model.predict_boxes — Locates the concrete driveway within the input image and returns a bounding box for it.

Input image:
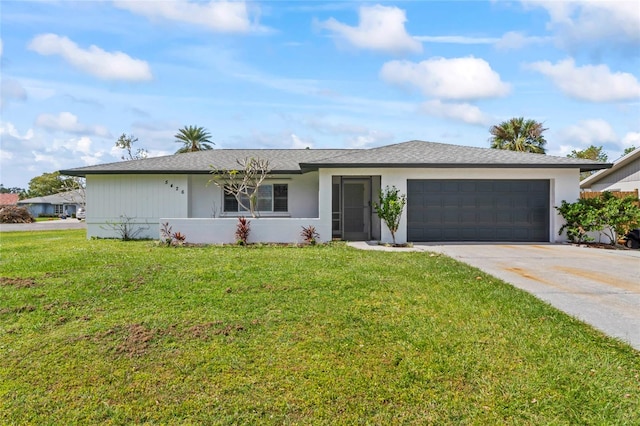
[350,242,640,351]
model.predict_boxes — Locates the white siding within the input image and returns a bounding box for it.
[86,174,188,239]
[589,159,640,194]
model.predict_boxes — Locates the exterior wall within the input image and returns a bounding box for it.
[86,173,321,240]
[19,203,78,217]
[588,159,640,194]
[188,172,319,218]
[319,167,580,244]
[86,168,580,243]
[86,174,188,239]
[161,218,324,244]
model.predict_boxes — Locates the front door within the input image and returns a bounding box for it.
[342,179,371,241]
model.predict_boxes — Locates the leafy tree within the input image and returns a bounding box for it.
[175,125,214,153]
[60,176,86,207]
[623,146,637,156]
[489,117,547,154]
[567,145,609,180]
[208,157,271,218]
[26,172,77,198]
[373,185,407,245]
[115,133,148,161]
[567,145,608,162]
[0,185,26,196]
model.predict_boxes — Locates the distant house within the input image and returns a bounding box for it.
[17,190,85,218]
[580,147,640,196]
[0,193,20,206]
[60,140,609,244]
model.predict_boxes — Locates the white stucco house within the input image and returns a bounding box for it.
[580,147,640,196]
[60,140,609,244]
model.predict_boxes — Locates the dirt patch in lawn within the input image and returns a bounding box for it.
[0,305,36,314]
[0,277,39,288]
[115,324,156,357]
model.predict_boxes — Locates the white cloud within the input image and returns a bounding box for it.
[113,0,264,33]
[413,31,551,50]
[421,100,491,126]
[52,136,94,156]
[380,57,510,100]
[557,119,618,146]
[622,132,640,148]
[0,149,13,161]
[523,0,640,51]
[413,35,498,45]
[0,121,34,141]
[35,112,111,137]
[495,31,551,50]
[0,78,28,108]
[32,151,61,168]
[319,5,422,54]
[28,33,153,81]
[290,133,313,149]
[527,58,640,102]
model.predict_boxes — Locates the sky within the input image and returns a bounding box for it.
[1,0,639,190]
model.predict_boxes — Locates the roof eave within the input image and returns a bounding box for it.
[59,169,304,176]
[300,162,612,172]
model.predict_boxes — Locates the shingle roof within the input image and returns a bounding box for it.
[60,140,610,177]
[60,149,356,176]
[17,190,84,205]
[0,193,20,205]
[301,140,609,171]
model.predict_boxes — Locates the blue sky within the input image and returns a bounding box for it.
[1,0,639,189]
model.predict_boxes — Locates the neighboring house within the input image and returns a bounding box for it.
[17,190,85,218]
[60,140,608,244]
[580,147,640,196]
[0,193,20,206]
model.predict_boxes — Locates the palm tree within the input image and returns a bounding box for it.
[489,117,547,154]
[174,125,214,153]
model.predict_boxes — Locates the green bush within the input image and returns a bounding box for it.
[557,192,640,244]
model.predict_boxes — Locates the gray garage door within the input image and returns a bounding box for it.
[407,180,550,242]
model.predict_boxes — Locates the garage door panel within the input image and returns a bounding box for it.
[476,182,494,192]
[477,197,493,208]
[495,197,512,208]
[407,179,549,242]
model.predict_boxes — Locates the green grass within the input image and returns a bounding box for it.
[1,230,638,424]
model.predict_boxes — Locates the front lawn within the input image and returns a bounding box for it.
[1,231,638,424]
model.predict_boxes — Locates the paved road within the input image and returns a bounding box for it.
[0,219,87,232]
[350,242,640,351]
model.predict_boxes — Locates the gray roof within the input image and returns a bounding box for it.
[60,149,356,176]
[18,190,83,205]
[301,140,609,171]
[60,141,610,177]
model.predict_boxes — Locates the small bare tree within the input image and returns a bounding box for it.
[115,133,148,161]
[208,157,271,218]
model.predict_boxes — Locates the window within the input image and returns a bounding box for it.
[224,184,288,213]
[54,204,64,215]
